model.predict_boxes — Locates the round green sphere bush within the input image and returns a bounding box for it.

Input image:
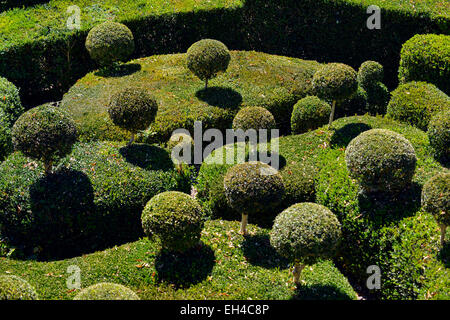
[345,129,417,193]
[167,132,194,165]
[422,172,450,227]
[0,275,38,300]
[291,96,331,134]
[312,63,358,102]
[427,109,450,163]
[270,202,341,265]
[11,105,77,172]
[232,106,276,132]
[108,87,158,135]
[0,77,23,126]
[386,81,450,131]
[186,39,231,88]
[85,21,135,67]
[141,191,204,252]
[357,61,384,89]
[74,283,139,300]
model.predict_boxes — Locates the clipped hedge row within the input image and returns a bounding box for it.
[0,0,47,12]
[0,0,448,105]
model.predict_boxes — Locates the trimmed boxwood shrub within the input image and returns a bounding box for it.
[74,283,139,300]
[422,172,450,245]
[11,104,78,174]
[356,61,390,115]
[291,96,331,134]
[357,61,384,89]
[386,81,450,131]
[399,34,450,95]
[427,109,450,163]
[141,191,204,253]
[345,129,417,194]
[232,106,276,132]
[0,141,189,259]
[0,275,38,300]
[270,202,341,284]
[336,86,368,118]
[186,39,231,90]
[85,22,135,68]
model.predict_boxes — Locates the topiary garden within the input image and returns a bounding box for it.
[0,0,448,303]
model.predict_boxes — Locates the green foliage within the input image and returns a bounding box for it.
[141,191,204,253]
[399,34,450,95]
[427,109,450,163]
[291,96,331,134]
[74,282,139,300]
[345,129,417,193]
[366,82,390,115]
[232,106,276,132]
[356,61,390,115]
[386,81,450,131]
[357,61,384,89]
[312,63,358,102]
[85,21,135,67]
[108,87,158,134]
[280,162,316,207]
[0,275,38,300]
[270,202,341,265]
[422,172,450,226]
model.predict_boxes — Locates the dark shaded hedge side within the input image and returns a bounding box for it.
[0,0,48,12]
[1,0,448,106]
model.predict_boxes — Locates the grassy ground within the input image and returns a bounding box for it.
[0,220,357,300]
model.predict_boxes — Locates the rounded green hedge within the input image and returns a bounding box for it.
[422,172,450,227]
[232,106,276,132]
[399,34,450,95]
[0,275,38,300]
[357,61,384,89]
[366,82,390,115]
[312,63,358,102]
[74,283,139,300]
[291,96,331,134]
[85,21,135,67]
[427,109,450,163]
[0,141,189,258]
[345,129,417,193]
[386,81,450,131]
[141,191,203,252]
[270,202,341,265]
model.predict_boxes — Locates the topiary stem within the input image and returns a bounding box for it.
[44,160,53,175]
[205,78,208,90]
[293,262,305,285]
[240,214,248,235]
[440,224,447,247]
[127,133,135,146]
[328,100,336,128]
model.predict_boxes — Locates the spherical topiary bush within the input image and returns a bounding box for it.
[312,63,358,127]
[427,109,450,163]
[422,172,450,246]
[108,87,158,145]
[186,39,231,89]
[0,77,23,126]
[357,61,384,89]
[232,106,276,132]
[270,202,341,284]
[142,191,204,252]
[85,21,135,67]
[223,161,284,234]
[345,129,417,193]
[366,82,390,115]
[0,275,38,300]
[167,132,195,165]
[74,283,139,300]
[11,105,78,174]
[386,81,450,131]
[291,96,331,134]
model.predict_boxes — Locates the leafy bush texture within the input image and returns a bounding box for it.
[291,96,331,134]
[427,109,450,163]
[74,282,139,300]
[0,275,38,300]
[232,106,276,132]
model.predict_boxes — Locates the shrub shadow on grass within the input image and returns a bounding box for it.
[242,234,289,269]
[292,284,354,300]
[330,122,372,148]
[95,63,142,78]
[196,87,243,110]
[155,242,215,288]
[438,241,450,268]
[119,144,174,171]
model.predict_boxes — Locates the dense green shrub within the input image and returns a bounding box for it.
[365,82,390,115]
[232,106,276,132]
[271,202,341,283]
[291,96,331,134]
[108,87,158,145]
[357,61,384,89]
[167,132,195,165]
[356,61,390,115]
[399,34,450,95]
[0,0,47,12]
[142,191,203,253]
[422,172,450,245]
[427,109,450,163]
[0,77,23,126]
[223,161,284,234]
[386,81,450,131]
[0,141,189,258]
[280,162,316,207]
[345,129,417,193]
[0,275,38,300]
[85,22,135,67]
[336,86,368,118]
[74,283,139,300]
[186,39,231,89]
[11,105,77,174]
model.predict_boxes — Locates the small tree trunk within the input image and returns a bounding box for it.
[44,160,53,175]
[127,133,135,146]
[440,224,447,247]
[205,78,208,90]
[328,100,336,128]
[293,262,305,285]
[240,214,248,235]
